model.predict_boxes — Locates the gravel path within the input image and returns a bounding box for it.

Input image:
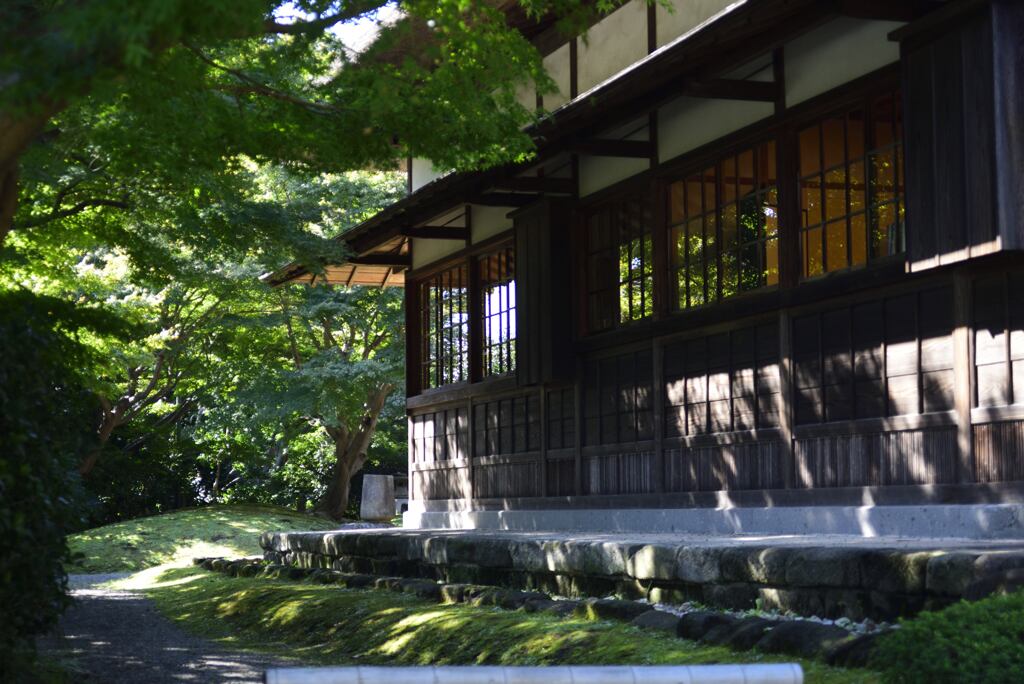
[38,573,294,683]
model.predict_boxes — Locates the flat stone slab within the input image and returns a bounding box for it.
[260,527,1024,620]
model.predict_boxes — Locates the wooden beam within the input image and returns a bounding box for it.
[402,226,468,240]
[684,78,779,102]
[471,193,535,207]
[840,0,922,22]
[489,177,576,195]
[348,254,411,267]
[571,139,653,158]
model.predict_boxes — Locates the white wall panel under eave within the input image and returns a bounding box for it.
[470,205,514,244]
[785,18,903,108]
[412,237,462,270]
[658,97,773,163]
[579,155,649,197]
[578,0,647,94]
[542,42,572,110]
[411,157,447,192]
[655,0,737,48]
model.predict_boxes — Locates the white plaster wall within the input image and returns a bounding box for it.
[411,157,447,192]
[515,80,536,112]
[470,205,515,244]
[579,156,649,197]
[412,237,462,269]
[655,0,738,48]
[785,18,903,107]
[578,0,647,93]
[657,97,773,164]
[542,43,572,110]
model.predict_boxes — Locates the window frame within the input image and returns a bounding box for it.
[409,232,518,393]
[580,188,655,334]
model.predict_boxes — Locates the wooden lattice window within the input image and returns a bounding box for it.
[798,91,904,277]
[582,350,653,445]
[479,244,516,378]
[585,196,653,332]
[974,272,1024,408]
[792,285,953,425]
[668,140,779,310]
[473,394,540,456]
[663,323,780,437]
[420,263,469,389]
[546,387,575,450]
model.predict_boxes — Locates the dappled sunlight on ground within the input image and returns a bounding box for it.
[69,504,337,573]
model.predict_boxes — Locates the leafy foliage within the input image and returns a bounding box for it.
[0,291,101,674]
[872,592,1024,683]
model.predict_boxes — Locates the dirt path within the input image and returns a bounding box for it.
[38,574,294,683]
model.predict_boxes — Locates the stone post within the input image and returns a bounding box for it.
[360,474,396,521]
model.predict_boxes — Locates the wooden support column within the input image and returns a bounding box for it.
[652,338,665,493]
[953,269,975,483]
[466,396,476,506]
[778,310,795,489]
[574,367,584,496]
[539,387,548,498]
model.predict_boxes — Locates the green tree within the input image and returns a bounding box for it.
[0,0,616,256]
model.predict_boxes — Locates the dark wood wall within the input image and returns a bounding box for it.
[902,0,1024,270]
[407,1,1024,509]
[409,260,1024,507]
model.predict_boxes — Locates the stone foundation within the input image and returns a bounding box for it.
[259,529,1024,621]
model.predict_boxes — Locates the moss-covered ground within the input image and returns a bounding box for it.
[125,565,879,683]
[68,504,337,573]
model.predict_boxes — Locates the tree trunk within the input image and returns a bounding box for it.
[317,451,355,520]
[0,108,63,249]
[314,383,393,520]
[79,404,121,476]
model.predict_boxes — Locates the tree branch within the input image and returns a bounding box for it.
[263,1,386,35]
[15,197,129,230]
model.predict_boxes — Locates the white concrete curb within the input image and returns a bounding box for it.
[264,664,804,684]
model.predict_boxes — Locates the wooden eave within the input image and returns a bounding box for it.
[264,0,937,289]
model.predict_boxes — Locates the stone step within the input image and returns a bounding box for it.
[259,528,1024,621]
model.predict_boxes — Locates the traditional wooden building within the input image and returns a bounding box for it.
[270,0,1024,530]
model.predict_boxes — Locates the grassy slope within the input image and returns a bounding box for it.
[130,566,878,683]
[68,504,337,573]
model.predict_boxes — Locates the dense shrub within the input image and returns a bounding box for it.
[872,591,1024,683]
[0,292,95,678]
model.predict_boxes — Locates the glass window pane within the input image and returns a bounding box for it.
[722,156,737,204]
[847,109,866,159]
[825,219,848,272]
[822,117,845,169]
[799,126,820,176]
[851,212,867,267]
[825,167,847,221]
[804,227,823,277]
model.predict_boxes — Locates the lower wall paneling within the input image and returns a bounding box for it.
[793,427,957,488]
[473,459,542,499]
[974,420,1024,483]
[545,455,576,496]
[581,450,656,495]
[412,466,471,501]
[664,440,783,492]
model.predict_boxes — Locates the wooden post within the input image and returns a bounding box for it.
[953,269,975,483]
[778,310,795,489]
[574,367,584,496]
[539,386,548,498]
[466,396,476,506]
[652,337,665,493]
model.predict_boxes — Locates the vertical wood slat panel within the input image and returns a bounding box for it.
[581,451,656,495]
[793,427,958,488]
[663,441,782,493]
[974,420,1024,483]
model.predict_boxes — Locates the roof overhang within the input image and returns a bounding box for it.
[264,0,934,288]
